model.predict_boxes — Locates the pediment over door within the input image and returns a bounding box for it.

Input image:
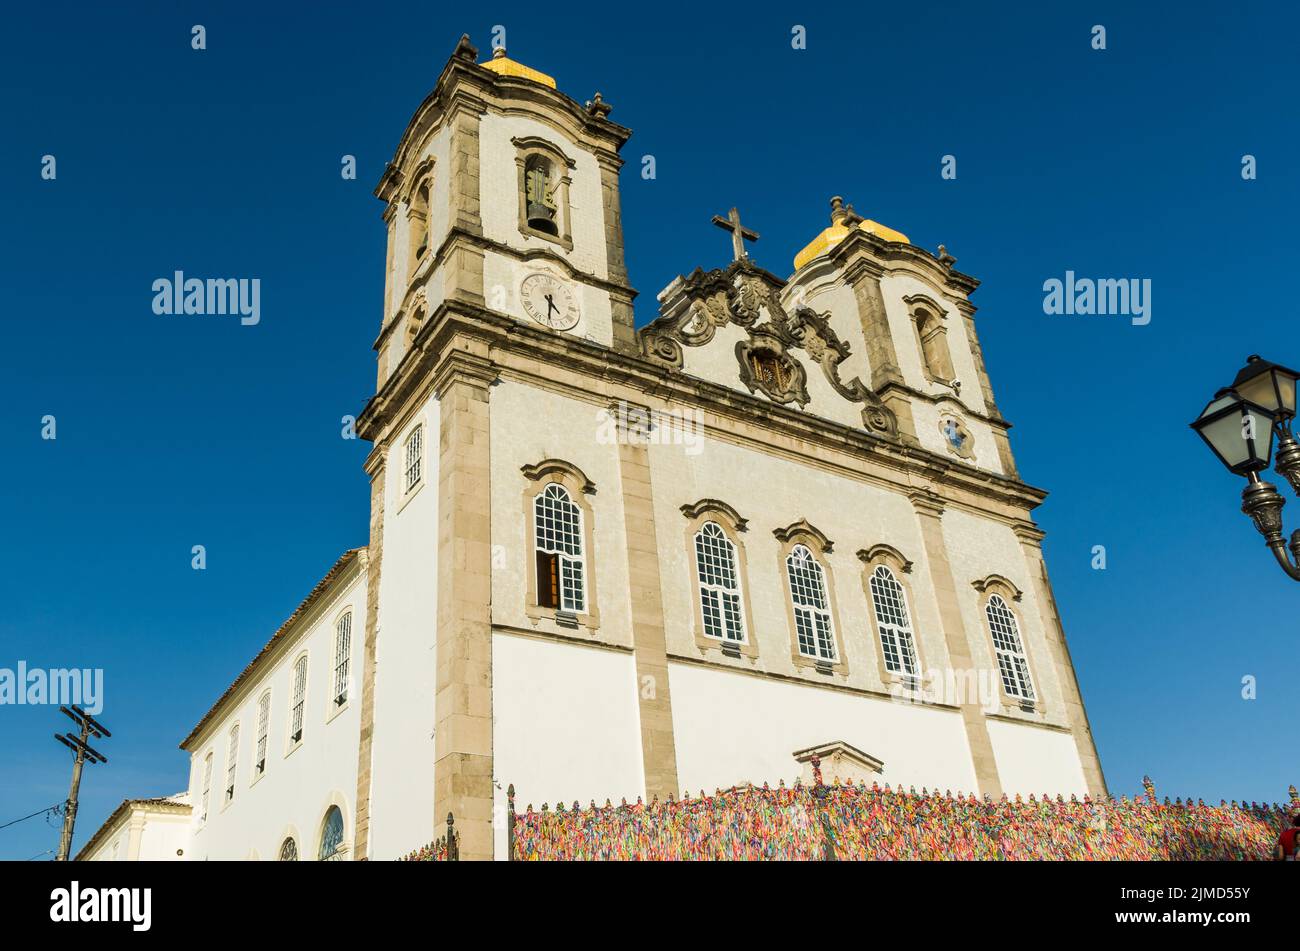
[793,740,885,786]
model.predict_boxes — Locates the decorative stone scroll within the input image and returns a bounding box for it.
[641,260,898,437]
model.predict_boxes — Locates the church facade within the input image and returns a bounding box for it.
[86,36,1105,862]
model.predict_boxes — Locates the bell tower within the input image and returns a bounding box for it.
[370,36,637,393]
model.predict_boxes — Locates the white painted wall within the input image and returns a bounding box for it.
[366,394,441,860]
[987,719,1088,797]
[183,563,365,861]
[478,113,609,279]
[488,380,635,649]
[492,633,645,858]
[669,662,979,795]
[80,802,191,862]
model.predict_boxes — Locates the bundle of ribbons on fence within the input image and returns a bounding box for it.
[502,773,1297,861]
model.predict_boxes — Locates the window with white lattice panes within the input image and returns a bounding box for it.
[986,594,1034,701]
[333,612,352,707]
[289,656,307,744]
[255,692,270,776]
[869,565,919,677]
[225,725,239,803]
[404,424,423,494]
[534,483,585,613]
[787,545,835,662]
[695,521,745,643]
[199,752,212,823]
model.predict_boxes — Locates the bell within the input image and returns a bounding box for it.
[527,201,558,235]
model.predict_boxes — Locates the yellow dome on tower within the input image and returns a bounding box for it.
[481,46,557,88]
[793,197,909,271]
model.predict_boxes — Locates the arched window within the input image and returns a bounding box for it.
[404,424,423,495]
[904,295,957,386]
[868,566,918,677]
[255,692,270,776]
[225,725,239,804]
[786,544,835,662]
[986,594,1034,701]
[278,837,298,861]
[289,656,307,744]
[318,806,346,861]
[333,613,352,707]
[407,179,430,268]
[694,522,744,643]
[522,154,558,235]
[199,753,213,823]
[513,137,574,248]
[534,483,585,613]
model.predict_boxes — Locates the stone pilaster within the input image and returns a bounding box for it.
[953,299,1019,479]
[909,488,1003,797]
[433,349,498,860]
[1013,522,1108,797]
[447,101,483,236]
[597,155,638,355]
[352,453,386,860]
[845,259,916,444]
[125,811,146,861]
[613,403,681,800]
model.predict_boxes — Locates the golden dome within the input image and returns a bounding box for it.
[793,198,909,271]
[481,47,557,88]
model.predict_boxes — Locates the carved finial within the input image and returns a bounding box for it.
[936,244,956,268]
[454,34,478,61]
[1289,784,1298,804]
[810,754,824,788]
[829,196,848,225]
[507,783,515,811]
[585,92,613,118]
[492,45,507,59]
[1142,774,1156,802]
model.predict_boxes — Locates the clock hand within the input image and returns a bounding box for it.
[545,294,559,316]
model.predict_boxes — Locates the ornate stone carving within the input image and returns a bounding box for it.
[736,333,809,407]
[640,259,898,437]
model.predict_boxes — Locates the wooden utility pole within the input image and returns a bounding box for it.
[53,705,110,861]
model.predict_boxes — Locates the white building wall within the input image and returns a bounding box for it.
[670,662,978,794]
[367,394,441,860]
[488,380,635,649]
[478,113,609,280]
[646,431,950,694]
[492,633,645,858]
[137,812,192,861]
[940,507,1070,729]
[185,568,366,861]
[987,720,1088,797]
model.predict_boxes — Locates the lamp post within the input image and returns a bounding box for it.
[1191,355,1300,580]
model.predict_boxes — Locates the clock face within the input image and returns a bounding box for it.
[520,273,579,331]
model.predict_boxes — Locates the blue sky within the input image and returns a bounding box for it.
[2,1,1297,859]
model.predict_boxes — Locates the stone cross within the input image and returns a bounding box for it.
[711,206,759,261]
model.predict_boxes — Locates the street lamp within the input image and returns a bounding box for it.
[1191,355,1300,580]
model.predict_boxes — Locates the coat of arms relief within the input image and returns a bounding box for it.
[641,263,898,438]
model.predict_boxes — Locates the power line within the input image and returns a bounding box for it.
[0,804,61,832]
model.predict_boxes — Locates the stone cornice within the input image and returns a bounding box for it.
[1011,521,1047,546]
[431,348,499,399]
[680,498,748,532]
[521,458,596,494]
[773,518,834,553]
[828,228,979,292]
[380,47,631,197]
[877,380,1009,429]
[907,488,947,517]
[373,227,641,354]
[358,299,1051,520]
